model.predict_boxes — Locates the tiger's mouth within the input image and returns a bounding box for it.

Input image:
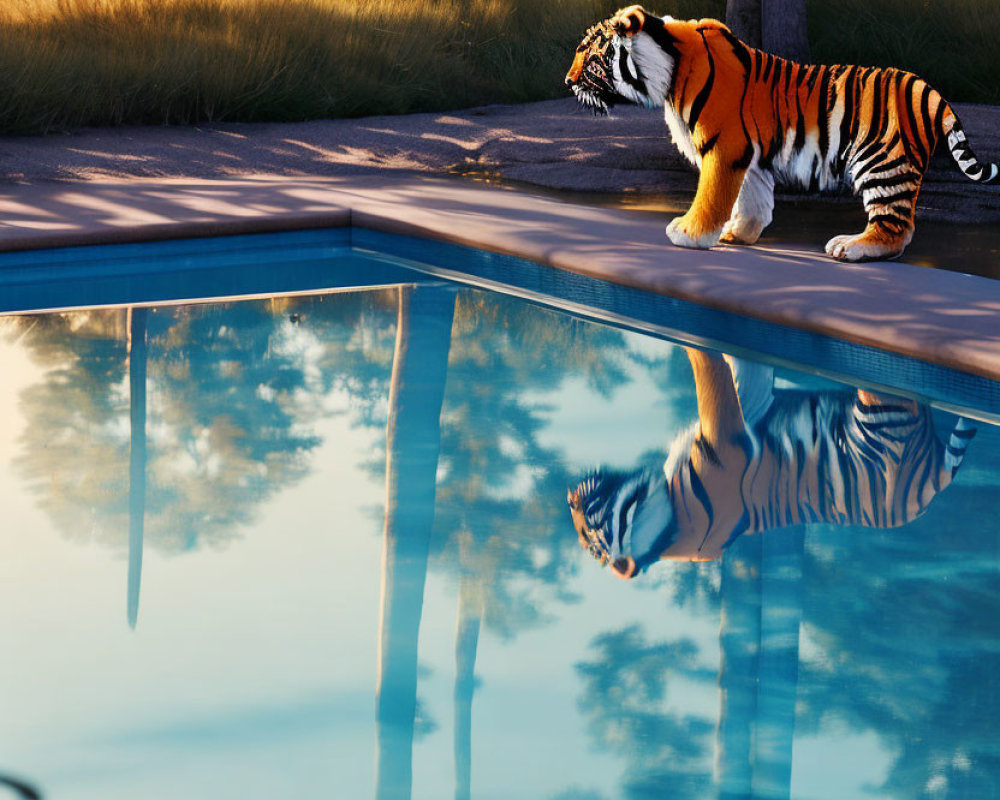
[569,62,616,115]
[581,522,612,564]
[571,85,613,115]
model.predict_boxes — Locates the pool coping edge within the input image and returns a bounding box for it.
[0,174,997,382]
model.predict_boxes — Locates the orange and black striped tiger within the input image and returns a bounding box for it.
[568,348,975,579]
[565,5,999,262]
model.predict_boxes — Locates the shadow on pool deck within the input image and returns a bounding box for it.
[0,98,1000,277]
[1,96,995,275]
[1,96,996,221]
[479,180,1000,279]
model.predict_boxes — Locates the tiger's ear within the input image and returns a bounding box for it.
[612,5,648,36]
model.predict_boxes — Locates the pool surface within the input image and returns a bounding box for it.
[0,230,997,800]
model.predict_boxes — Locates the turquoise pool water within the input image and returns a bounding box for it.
[0,232,997,800]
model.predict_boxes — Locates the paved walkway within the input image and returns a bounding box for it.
[1,98,997,222]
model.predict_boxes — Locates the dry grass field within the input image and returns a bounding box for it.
[0,0,994,134]
[0,0,610,132]
[809,0,999,110]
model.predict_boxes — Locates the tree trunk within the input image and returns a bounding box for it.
[727,0,811,64]
[762,0,810,63]
[454,564,484,800]
[716,532,761,800]
[127,306,148,631]
[753,526,804,800]
[375,285,456,800]
[726,0,762,48]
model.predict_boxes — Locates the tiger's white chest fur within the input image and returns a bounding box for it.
[621,32,700,166]
[663,102,701,168]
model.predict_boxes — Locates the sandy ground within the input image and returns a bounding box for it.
[1,98,998,224]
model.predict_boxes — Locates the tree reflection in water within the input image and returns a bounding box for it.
[570,345,995,800]
[5,291,398,558]
[384,289,640,800]
[4,287,998,800]
[576,625,717,799]
[376,285,456,800]
[3,286,639,799]
[795,478,1000,800]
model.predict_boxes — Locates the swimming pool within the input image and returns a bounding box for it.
[0,230,997,800]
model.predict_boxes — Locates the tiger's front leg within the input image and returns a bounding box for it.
[720,165,774,245]
[667,147,747,250]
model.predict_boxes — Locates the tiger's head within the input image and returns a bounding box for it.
[568,466,676,579]
[565,6,674,115]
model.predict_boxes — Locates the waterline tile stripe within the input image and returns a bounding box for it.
[0,226,996,421]
[352,229,1000,422]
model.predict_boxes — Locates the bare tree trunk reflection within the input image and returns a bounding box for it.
[754,526,804,800]
[715,527,804,800]
[375,285,455,800]
[127,307,148,631]
[454,549,483,800]
[716,533,761,800]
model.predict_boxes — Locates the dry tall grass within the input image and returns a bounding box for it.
[809,0,999,108]
[0,0,993,135]
[0,0,608,133]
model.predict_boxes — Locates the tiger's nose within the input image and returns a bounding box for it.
[611,556,637,580]
[565,53,585,85]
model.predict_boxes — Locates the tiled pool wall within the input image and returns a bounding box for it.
[1,225,996,421]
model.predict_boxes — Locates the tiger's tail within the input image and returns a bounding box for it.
[942,416,977,480]
[940,104,1000,184]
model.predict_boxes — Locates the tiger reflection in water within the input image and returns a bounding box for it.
[568,348,976,579]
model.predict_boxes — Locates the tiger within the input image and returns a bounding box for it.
[565,5,999,262]
[567,347,976,579]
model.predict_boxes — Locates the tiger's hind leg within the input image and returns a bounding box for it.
[720,165,775,245]
[825,210,916,262]
[826,163,922,262]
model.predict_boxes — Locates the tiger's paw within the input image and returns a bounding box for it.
[720,215,766,245]
[825,234,904,263]
[666,217,721,250]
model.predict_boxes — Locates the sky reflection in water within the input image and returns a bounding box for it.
[0,284,997,800]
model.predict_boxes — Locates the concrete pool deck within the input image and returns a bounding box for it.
[2,97,997,223]
[0,98,997,382]
[1,172,998,384]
